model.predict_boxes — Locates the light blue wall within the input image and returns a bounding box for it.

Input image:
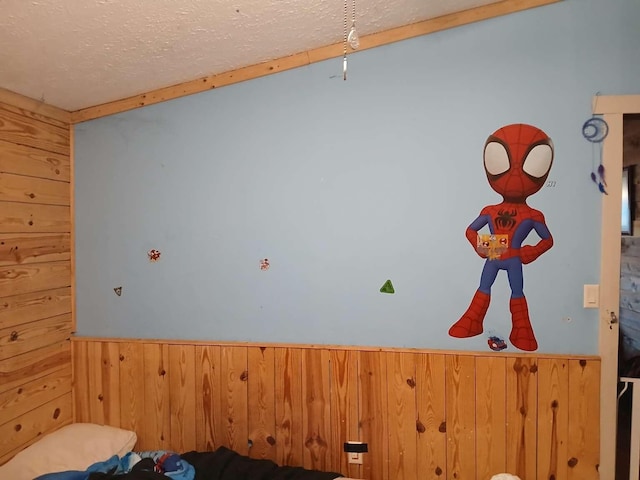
[74,0,640,354]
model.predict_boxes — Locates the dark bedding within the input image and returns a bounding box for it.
[181,447,342,480]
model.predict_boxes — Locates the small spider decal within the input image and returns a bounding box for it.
[148,249,161,262]
[495,209,517,229]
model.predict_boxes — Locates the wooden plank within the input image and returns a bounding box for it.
[0,287,71,331]
[70,0,562,123]
[0,233,70,267]
[195,345,222,451]
[0,174,69,206]
[567,360,600,480]
[169,344,197,453]
[100,342,121,427]
[143,343,171,450]
[506,357,538,480]
[329,349,359,478]
[0,313,71,360]
[302,348,331,471]
[85,341,106,424]
[416,353,446,480]
[72,339,90,422]
[0,261,71,297]
[475,356,507,480]
[0,368,71,423]
[221,346,248,455]
[0,340,70,394]
[0,107,69,156]
[247,346,276,461]
[537,359,569,480]
[387,351,417,480]
[0,392,72,456]
[0,88,70,126]
[359,350,389,480]
[71,340,120,428]
[119,342,145,447]
[275,347,303,467]
[445,355,476,480]
[0,202,70,233]
[0,139,70,181]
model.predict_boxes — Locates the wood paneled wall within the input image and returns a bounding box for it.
[0,90,72,464]
[72,338,600,480]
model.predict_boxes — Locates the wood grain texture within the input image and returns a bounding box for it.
[387,352,417,480]
[221,346,249,455]
[302,348,331,471]
[0,368,71,422]
[275,348,304,468]
[0,89,70,126]
[195,345,222,452]
[538,358,569,480]
[70,339,601,479]
[445,355,476,480]
[359,350,389,480]
[0,340,70,394]
[0,287,71,331]
[0,233,70,266]
[0,201,70,233]
[118,342,145,447]
[475,356,506,480]
[0,173,70,206]
[247,346,276,461]
[506,357,538,480]
[0,106,69,156]
[416,353,446,480]
[0,261,71,297]
[0,139,70,181]
[0,93,72,466]
[169,344,197,453]
[329,349,359,478]
[143,343,171,450]
[0,313,71,360]
[0,392,72,458]
[567,360,600,480]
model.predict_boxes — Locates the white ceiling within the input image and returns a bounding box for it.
[2,0,506,112]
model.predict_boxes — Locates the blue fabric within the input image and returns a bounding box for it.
[34,455,122,480]
[137,451,194,480]
[34,451,194,480]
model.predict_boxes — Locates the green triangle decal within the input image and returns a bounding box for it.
[380,279,395,294]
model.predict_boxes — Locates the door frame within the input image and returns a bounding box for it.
[596,95,640,479]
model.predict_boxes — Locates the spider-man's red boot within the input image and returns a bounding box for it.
[449,290,490,338]
[509,296,538,351]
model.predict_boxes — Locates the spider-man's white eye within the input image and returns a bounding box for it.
[523,143,553,178]
[484,141,510,175]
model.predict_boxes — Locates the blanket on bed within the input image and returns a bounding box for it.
[180,447,342,480]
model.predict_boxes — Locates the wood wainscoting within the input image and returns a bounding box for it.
[71,337,600,480]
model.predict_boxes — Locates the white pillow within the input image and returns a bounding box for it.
[0,423,137,480]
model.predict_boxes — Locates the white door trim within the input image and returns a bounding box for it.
[594,95,640,479]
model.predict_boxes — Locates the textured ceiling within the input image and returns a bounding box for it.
[2,0,502,111]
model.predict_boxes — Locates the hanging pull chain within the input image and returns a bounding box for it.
[343,0,348,80]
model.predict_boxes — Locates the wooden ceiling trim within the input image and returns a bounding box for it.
[0,88,70,126]
[70,0,562,124]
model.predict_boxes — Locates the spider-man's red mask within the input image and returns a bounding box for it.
[483,124,553,202]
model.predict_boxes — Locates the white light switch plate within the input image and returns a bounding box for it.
[583,284,599,308]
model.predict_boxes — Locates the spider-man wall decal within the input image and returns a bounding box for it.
[448,124,554,351]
